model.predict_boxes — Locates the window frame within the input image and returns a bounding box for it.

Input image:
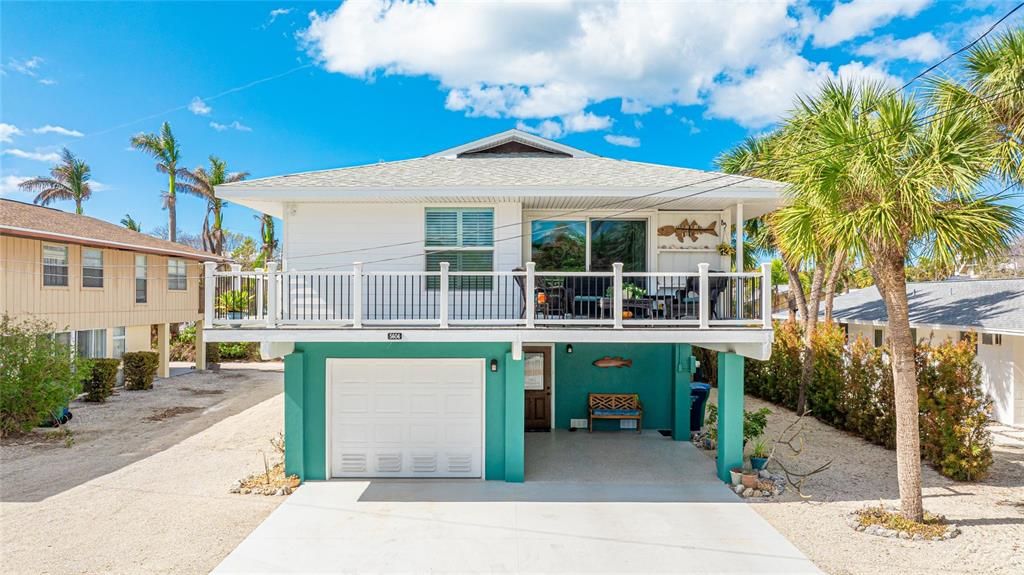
[873,328,884,347]
[42,243,69,287]
[75,328,107,359]
[112,326,126,359]
[528,216,651,272]
[135,254,148,303]
[167,258,187,291]
[82,248,104,288]
[424,207,495,290]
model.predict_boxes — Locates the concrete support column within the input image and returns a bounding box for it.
[194,319,206,370]
[503,351,525,482]
[284,352,306,480]
[672,343,694,441]
[156,323,170,379]
[716,352,745,482]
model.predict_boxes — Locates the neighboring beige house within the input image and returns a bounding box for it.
[1,199,220,376]
[830,278,1024,426]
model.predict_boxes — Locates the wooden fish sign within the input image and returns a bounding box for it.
[658,219,717,243]
[593,356,632,368]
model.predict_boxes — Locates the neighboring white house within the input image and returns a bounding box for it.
[205,129,786,484]
[830,278,1024,426]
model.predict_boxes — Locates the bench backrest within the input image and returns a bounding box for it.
[588,393,640,410]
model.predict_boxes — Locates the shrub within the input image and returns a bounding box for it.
[703,403,771,445]
[206,342,221,364]
[0,314,90,437]
[123,351,159,390]
[218,341,260,361]
[808,322,846,427]
[84,358,120,402]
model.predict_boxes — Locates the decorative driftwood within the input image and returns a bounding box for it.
[765,409,833,499]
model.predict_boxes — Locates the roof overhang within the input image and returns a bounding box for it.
[0,225,223,261]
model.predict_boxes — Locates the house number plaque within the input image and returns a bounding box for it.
[387,332,402,340]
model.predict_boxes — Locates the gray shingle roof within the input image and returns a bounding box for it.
[828,279,1024,333]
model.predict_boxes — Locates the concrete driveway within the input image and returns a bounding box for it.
[216,433,819,574]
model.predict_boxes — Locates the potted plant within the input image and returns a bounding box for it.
[741,469,758,489]
[750,438,770,470]
[729,467,744,486]
[216,290,253,324]
[716,242,735,257]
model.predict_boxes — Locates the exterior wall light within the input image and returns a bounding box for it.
[490,359,498,372]
[566,344,573,354]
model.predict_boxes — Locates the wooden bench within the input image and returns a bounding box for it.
[588,393,643,433]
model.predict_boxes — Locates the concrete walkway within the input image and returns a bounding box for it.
[216,432,820,574]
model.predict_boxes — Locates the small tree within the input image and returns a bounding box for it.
[0,315,90,437]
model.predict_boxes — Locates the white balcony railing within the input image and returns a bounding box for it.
[204,261,772,330]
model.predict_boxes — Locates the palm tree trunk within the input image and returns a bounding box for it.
[75,198,83,214]
[167,172,177,243]
[786,262,807,321]
[823,250,846,324]
[870,252,924,522]
[796,262,826,414]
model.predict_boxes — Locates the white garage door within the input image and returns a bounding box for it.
[327,358,484,478]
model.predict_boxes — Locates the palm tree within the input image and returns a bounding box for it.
[121,213,142,231]
[257,214,278,266]
[19,148,93,214]
[772,80,1020,522]
[130,122,182,242]
[177,156,248,255]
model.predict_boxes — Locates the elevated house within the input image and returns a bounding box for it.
[830,278,1024,426]
[207,129,785,483]
[1,199,219,376]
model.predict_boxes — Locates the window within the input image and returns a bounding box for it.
[43,244,68,286]
[75,329,107,359]
[135,255,147,303]
[53,331,72,348]
[531,221,586,271]
[112,327,126,359]
[981,333,1002,346]
[82,248,104,288]
[589,219,647,272]
[168,258,187,290]
[425,208,494,289]
[874,328,884,347]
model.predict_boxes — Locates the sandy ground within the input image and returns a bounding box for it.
[703,389,1024,575]
[0,366,286,574]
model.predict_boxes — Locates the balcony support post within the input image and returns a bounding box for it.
[698,263,710,329]
[230,263,242,291]
[439,261,450,328]
[613,262,624,329]
[203,261,216,324]
[525,262,535,328]
[266,262,279,327]
[352,262,363,328]
[761,262,772,329]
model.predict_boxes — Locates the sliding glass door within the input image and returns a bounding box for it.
[589,219,647,272]
[529,218,648,271]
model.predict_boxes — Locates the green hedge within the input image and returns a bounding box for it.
[745,321,993,481]
[123,351,159,390]
[84,358,120,402]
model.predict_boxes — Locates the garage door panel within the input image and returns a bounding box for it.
[329,359,483,479]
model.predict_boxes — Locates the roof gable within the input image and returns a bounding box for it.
[428,129,595,159]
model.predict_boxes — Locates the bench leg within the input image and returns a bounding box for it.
[588,416,593,433]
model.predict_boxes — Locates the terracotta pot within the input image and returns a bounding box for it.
[741,472,758,489]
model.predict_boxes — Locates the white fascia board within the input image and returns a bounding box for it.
[214,186,782,201]
[835,317,1024,337]
[427,129,597,158]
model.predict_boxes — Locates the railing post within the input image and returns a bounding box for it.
[352,262,363,328]
[203,262,216,324]
[761,262,772,330]
[230,263,242,291]
[266,262,278,327]
[439,261,450,328]
[254,267,264,320]
[613,262,624,329]
[698,263,710,329]
[525,262,535,328]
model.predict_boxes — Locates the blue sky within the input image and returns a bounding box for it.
[1,1,1021,241]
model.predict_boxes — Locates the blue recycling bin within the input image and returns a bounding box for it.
[689,383,712,432]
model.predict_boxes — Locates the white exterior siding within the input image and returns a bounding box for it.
[1014,335,1024,424]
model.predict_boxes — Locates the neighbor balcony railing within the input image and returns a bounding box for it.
[204,261,772,330]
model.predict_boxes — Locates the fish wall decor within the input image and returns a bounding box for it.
[657,219,717,243]
[592,356,632,368]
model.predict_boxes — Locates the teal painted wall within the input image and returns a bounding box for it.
[289,342,519,481]
[553,343,676,431]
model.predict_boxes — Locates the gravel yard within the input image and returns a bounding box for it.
[0,365,286,574]
[703,389,1024,575]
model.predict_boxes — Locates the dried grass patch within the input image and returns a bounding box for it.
[145,406,200,422]
[854,506,949,539]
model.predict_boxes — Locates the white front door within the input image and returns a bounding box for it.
[327,358,484,478]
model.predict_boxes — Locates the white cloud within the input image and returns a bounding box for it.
[516,111,611,139]
[679,116,701,135]
[302,1,808,133]
[32,125,84,137]
[706,56,901,128]
[812,0,931,47]
[89,180,110,192]
[268,7,292,26]
[209,120,252,132]
[38,78,57,86]
[855,32,949,63]
[6,56,43,77]
[189,97,212,116]
[0,123,23,143]
[604,134,641,147]
[0,175,31,198]
[2,148,62,163]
